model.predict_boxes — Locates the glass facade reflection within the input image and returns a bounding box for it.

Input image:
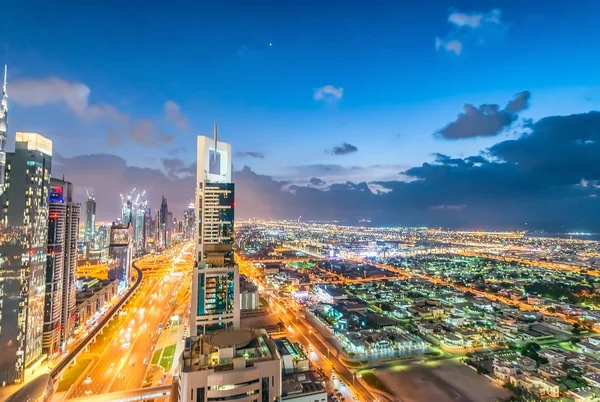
[0,133,52,385]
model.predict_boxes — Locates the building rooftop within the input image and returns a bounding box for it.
[281,372,326,400]
[181,329,278,373]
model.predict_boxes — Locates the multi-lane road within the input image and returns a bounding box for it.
[57,243,193,400]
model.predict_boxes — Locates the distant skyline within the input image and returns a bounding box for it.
[3,1,600,230]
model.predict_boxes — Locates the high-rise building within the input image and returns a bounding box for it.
[183,203,195,240]
[59,180,79,348]
[44,178,80,356]
[191,125,239,336]
[0,66,8,196]
[84,189,96,248]
[167,211,173,246]
[120,189,148,254]
[108,222,132,291]
[0,132,52,385]
[159,196,168,249]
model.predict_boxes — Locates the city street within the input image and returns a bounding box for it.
[55,243,192,400]
[236,255,389,402]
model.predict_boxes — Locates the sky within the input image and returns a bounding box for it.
[3,0,600,230]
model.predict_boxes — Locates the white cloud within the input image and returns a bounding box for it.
[448,9,501,28]
[436,9,504,56]
[313,85,344,102]
[435,38,463,55]
[164,100,190,133]
[11,77,128,123]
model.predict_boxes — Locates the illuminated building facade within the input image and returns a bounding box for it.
[0,132,52,385]
[0,66,8,196]
[84,190,96,247]
[183,203,195,240]
[159,195,169,249]
[191,126,239,336]
[120,189,148,254]
[44,178,80,355]
[108,223,132,290]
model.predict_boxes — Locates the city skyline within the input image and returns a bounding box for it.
[3,1,600,229]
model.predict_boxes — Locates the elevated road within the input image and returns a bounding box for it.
[50,263,143,382]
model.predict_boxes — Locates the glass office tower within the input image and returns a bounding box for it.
[0,132,52,385]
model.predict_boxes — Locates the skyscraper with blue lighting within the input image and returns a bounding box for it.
[190,124,239,335]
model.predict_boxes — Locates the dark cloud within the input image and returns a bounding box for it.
[235,151,265,159]
[53,154,194,221]
[328,142,358,155]
[56,111,600,230]
[436,91,531,140]
[309,177,326,186]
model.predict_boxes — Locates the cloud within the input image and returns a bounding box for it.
[309,177,326,187]
[54,110,600,230]
[128,119,174,146]
[436,8,506,55]
[158,132,174,144]
[53,154,194,221]
[129,119,156,145]
[282,164,407,186]
[164,100,190,133]
[314,85,344,102]
[235,151,265,159]
[448,9,501,28]
[11,77,128,123]
[328,142,358,155]
[434,38,463,55]
[435,91,531,140]
[107,129,122,148]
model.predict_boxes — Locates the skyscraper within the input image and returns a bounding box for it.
[183,203,195,240]
[0,132,52,385]
[120,189,147,254]
[0,66,8,196]
[191,125,239,335]
[59,180,80,348]
[84,189,96,248]
[159,196,168,249]
[44,178,80,356]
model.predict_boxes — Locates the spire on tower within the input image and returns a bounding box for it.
[2,65,6,94]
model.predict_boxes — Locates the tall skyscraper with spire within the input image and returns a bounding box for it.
[0,65,8,196]
[190,123,239,335]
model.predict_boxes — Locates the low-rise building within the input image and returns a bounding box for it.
[74,278,118,332]
[239,276,260,311]
[492,358,517,382]
[510,374,560,398]
[281,372,327,402]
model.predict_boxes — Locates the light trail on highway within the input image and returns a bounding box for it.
[57,243,193,400]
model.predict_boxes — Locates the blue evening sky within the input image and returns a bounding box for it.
[3,0,600,184]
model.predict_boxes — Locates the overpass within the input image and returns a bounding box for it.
[49,262,144,383]
[65,384,172,402]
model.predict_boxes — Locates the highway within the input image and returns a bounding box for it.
[57,243,193,400]
[50,264,143,381]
